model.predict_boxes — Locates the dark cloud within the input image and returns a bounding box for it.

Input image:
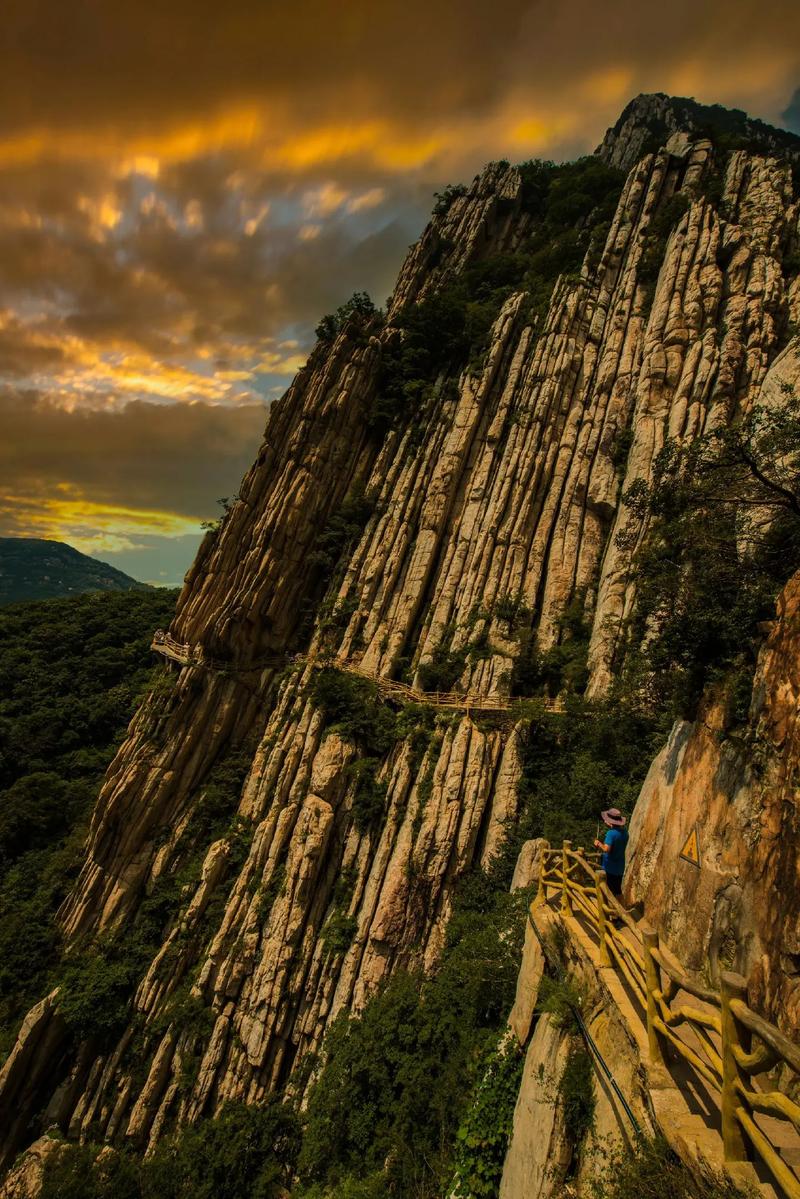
[0,391,266,518]
[0,0,797,576]
[1,0,797,155]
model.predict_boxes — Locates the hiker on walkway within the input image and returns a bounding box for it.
[594,808,628,897]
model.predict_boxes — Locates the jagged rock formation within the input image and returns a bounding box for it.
[598,92,800,174]
[625,564,800,1031]
[1,94,799,1171]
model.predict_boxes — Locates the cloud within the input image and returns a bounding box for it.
[0,1,797,171]
[0,392,266,527]
[0,0,797,579]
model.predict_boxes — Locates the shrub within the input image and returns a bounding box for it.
[638,192,691,285]
[299,880,526,1196]
[58,944,143,1044]
[321,911,358,955]
[0,588,178,1056]
[536,974,586,1034]
[433,183,468,215]
[315,292,379,343]
[494,592,531,633]
[40,1100,302,1199]
[310,667,397,757]
[510,593,591,699]
[348,759,387,834]
[451,1036,524,1197]
[560,1044,595,1152]
[617,390,800,720]
[417,642,467,692]
[586,1135,756,1199]
[509,698,661,853]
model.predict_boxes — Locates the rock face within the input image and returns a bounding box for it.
[597,92,800,174]
[500,906,654,1199]
[1,95,799,1170]
[625,566,800,1032]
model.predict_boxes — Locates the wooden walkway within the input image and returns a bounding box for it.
[537,843,800,1198]
[150,630,562,716]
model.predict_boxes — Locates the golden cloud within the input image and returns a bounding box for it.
[0,487,203,556]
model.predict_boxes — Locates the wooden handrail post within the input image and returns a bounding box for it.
[721,971,750,1162]
[641,923,664,1066]
[561,840,572,914]
[595,871,610,966]
[533,841,550,909]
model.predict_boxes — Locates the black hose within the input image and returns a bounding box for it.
[527,903,643,1139]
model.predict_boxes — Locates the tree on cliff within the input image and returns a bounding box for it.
[618,386,800,718]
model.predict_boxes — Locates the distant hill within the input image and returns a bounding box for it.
[0,538,149,605]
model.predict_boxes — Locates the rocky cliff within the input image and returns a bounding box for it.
[625,565,800,1030]
[1,93,799,1182]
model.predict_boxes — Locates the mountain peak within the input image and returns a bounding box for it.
[0,536,148,605]
[597,91,800,172]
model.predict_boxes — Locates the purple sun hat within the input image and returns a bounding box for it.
[601,808,626,828]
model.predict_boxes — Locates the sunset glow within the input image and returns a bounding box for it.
[1,0,798,582]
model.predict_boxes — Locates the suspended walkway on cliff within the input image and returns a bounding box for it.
[534,843,800,1199]
[150,630,562,716]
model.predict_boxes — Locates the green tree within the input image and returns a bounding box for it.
[40,1101,301,1199]
[0,588,178,1055]
[618,388,800,718]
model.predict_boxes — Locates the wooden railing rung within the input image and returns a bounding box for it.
[730,999,800,1077]
[655,1017,721,1091]
[736,1085,800,1134]
[736,1106,800,1199]
[652,946,720,1008]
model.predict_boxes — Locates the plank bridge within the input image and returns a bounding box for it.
[150,630,561,716]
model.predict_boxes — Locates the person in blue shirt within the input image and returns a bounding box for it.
[593,808,628,897]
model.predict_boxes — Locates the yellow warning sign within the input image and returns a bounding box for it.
[679,825,701,868]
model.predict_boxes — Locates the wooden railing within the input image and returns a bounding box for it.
[536,841,800,1198]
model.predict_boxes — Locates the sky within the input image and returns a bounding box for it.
[1,1,799,585]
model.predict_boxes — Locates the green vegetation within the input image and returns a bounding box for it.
[559,1044,595,1154]
[451,1036,524,1198]
[417,639,469,691]
[511,593,592,699]
[321,867,359,956]
[536,973,587,1034]
[57,741,254,1048]
[371,157,625,436]
[297,870,526,1197]
[587,1135,756,1199]
[512,698,662,853]
[0,588,177,1056]
[493,591,531,633]
[620,95,800,170]
[315,292,379,343]
[299,491,375,644]
[347,758,388,834]
[40,1100,301,1199]
[310,667,397,757]
[638,192,691,286]
[617,388,800,721]
[200,494,238,534]
[432,183,468,215]
[0,537,146,605]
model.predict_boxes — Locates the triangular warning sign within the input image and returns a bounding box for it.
[679,825,701,869]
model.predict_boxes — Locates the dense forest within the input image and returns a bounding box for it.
[0,587,178,1056]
